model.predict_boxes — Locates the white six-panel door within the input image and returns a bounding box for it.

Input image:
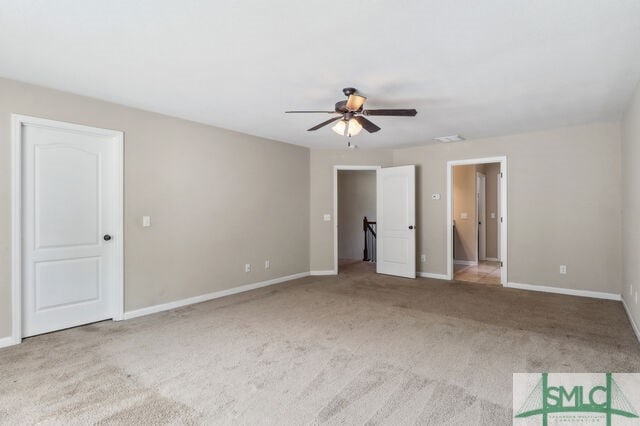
[20,119,121,337]
[376,165,416,278]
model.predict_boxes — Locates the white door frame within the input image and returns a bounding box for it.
[496,173,501,261]
[11,114,124,345]
[476,172,486,262]
[333,165,381,274]
[447,156,507,284]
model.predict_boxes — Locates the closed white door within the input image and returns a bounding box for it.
[376,165,416,278]
[21,119,121,337]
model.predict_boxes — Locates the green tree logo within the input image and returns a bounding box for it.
[515,373,638,425]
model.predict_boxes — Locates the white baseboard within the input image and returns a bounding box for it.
[453,260,477,266]
[505,282,621,301]
[484,257,499,262]
[0,336,20,349]
[123,272,310,320]
[418,272,450,280]
[622,297,640,343]
[310,270,336,276]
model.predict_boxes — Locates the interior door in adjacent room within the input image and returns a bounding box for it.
[376,165,416,278]
[19,117,122,337]
[477,172,486,261]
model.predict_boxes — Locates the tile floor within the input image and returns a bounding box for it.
[454,260,501,284]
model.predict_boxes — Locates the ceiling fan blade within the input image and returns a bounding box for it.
[346,94,367,111]
[286,110,337,113]
[364,109,418,116]
[354,116,381,133]
[307,116,343,131]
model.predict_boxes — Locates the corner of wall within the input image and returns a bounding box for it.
[621,78,640,341]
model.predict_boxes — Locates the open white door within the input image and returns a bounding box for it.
[376,165,416,278]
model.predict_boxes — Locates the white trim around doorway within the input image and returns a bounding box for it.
[447,156,507,285]
[10,114,124,347]
[333,165,381,275]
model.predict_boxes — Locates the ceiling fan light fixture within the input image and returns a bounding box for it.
[346,94,367,111]
[332,119,363,137]
[287,87,417,136]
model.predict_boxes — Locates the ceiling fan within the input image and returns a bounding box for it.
[285,88,417,137]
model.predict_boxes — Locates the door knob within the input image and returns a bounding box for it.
[103,234,112,241]
[408,226,414,230]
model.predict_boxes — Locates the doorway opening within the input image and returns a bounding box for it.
[447,157,507,285]
[333,164,416,279]
[335,167,378,274]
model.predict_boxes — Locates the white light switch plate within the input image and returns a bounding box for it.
[490,212,496,219]
[323,214,331,221]
[142,216,151,227]
[461,212,468,219]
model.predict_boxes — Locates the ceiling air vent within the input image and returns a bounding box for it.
[434,135,465,143]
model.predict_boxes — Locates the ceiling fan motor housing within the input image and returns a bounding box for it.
[335,100,348,113]
[342,87,357,96]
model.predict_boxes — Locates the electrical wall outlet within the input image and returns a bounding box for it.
[323,214,331,221]
[245,263,251,273]
[420,254,426,263]
[142,216,151,227]
[559,265,567,274]
[431,193,441,200]
[265,260,270,269]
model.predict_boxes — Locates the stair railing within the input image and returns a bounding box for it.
[363,216,377,262]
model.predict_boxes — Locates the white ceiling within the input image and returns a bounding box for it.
[1,1,640,149]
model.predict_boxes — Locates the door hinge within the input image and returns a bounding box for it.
[500,172,503,178]
[500,217,503,223]
[500,261,503,267]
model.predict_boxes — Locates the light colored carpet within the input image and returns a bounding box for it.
[1,261,639,425]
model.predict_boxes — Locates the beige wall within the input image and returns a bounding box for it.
[337,170,376,260]
[0,77,310,339]
[309,149,394,272]
[0,77,629,340]
[622,80,640,326]
[394,122,622,293]
[310,123,622,294]
[452,165,477,262]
